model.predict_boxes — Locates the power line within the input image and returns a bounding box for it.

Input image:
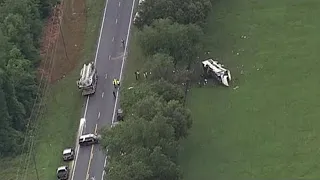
[15,3,60,179]
[59,22,70,63]
[20,2,66,179]
[31,137,40,180]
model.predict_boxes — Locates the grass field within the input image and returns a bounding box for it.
[0,0,105,179]
[179,0,320,179]
[122,27,145,86]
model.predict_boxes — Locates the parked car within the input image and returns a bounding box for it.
[62,148,74,161]
[57,166,69,180]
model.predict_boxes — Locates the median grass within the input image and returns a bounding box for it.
[179,0,320,179]
[0,0,105,179]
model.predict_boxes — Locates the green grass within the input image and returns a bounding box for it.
[0,0,105,179]
[122,27,146,86]
[179,0,320,179]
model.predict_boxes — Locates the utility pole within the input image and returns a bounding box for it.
[59,22,70,63]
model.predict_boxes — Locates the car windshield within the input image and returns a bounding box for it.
[57,170,66,174]
[86,137,94,141]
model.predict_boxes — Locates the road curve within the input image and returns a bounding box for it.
[70,0,136,180]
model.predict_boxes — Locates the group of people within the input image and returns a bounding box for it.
[134,70,150,80]
[198,74,208,87]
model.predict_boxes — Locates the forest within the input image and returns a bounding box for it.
[0,0,56,156]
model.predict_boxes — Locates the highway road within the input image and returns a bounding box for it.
[70,0,136,179]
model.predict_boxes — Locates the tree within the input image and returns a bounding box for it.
[131,95,165,121]
[106,145,181,180]
[0,0,47,156]
[106,147,153,180]
[101,115,178,160]
[0,69,23,156]
[162,100,192,139]
[134,0,212,29]
[120,82,157,113]
[2,72,26,131]
[149,79,184,102]
[2,13,39,62]
[138,19,203,66]
[0,0,42,47]
[6,47,37,116]
[143,53,175,81]
[148,146,182,180]
[38,0,59,18]
[103,119,181,180]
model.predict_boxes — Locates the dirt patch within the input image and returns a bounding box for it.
[39,0,86,83]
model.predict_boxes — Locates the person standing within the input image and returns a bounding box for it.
[135,70,140,80]
[113,78,117,88]
[121,39,125,48]
[143,71,148,79]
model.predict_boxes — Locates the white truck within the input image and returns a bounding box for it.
[202,59,232,87]
[77,62,97,96]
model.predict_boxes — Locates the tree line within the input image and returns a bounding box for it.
[0,0,58,156]
[101,0,212,179]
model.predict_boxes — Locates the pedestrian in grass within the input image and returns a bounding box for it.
[134,70,140,80]
[143,71,148,79]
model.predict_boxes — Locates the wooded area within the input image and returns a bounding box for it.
[0,0,57,156]
[101,0,212,179]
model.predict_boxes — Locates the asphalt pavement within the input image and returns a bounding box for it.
[70,0,136,179]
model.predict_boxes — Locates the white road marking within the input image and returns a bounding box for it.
[105,73,108,79]
[101,171,105,180]
[119,2,121,6]
[70,118,86,180]
[115,18,118,24]
[83,96,90,117]
[104,156,107,166]
[112,37,114,42]
[98,112,101,119]
[102,92,104,98]
[111,0,136,125]
[101,156,108,180]
[101,155,108,180]
[71,0,109,179]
